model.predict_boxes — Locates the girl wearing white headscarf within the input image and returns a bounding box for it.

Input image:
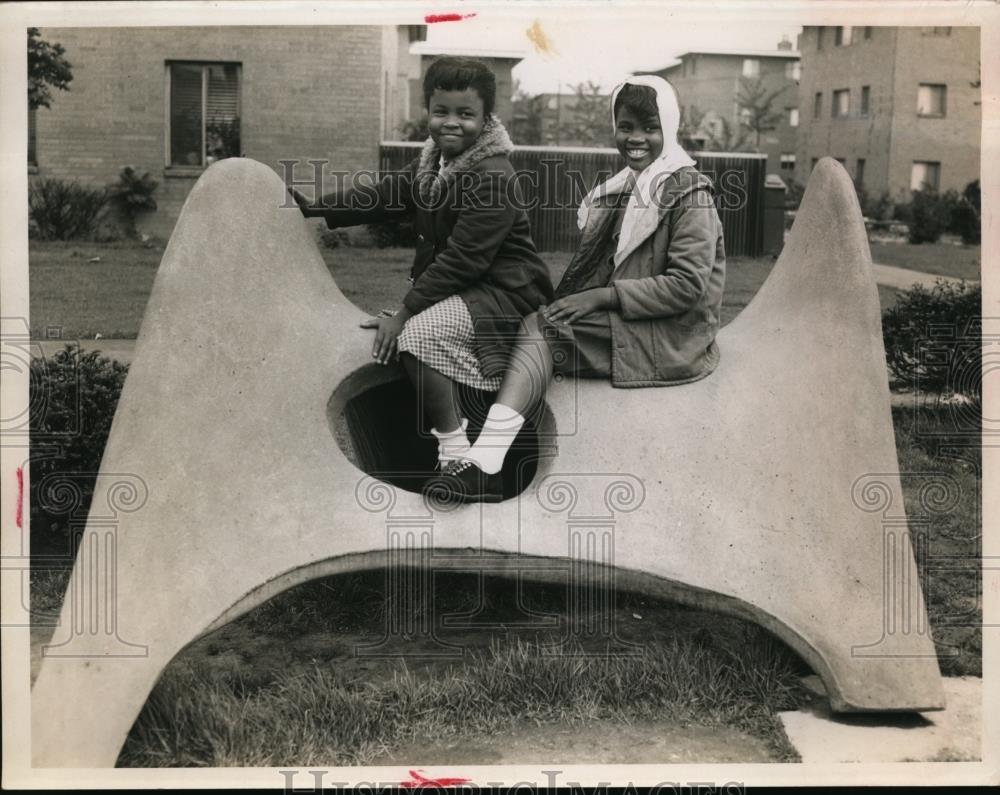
[428,75,726,504]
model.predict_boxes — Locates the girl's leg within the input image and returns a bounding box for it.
[400,352,471,466]
[461,313,553,475]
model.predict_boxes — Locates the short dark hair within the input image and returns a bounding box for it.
[613,83,660,124]
[422,56,496,117]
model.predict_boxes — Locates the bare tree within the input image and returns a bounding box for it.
[735,77,788,151]
[510,79,543,145]
[684,104,750,153]
[565,81,610,146]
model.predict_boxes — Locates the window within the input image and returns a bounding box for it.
[832,88,850,118]
[860,86,871,116]
[742,58,760,78]
[864,26,872,39]
[407,25,427,43]
[911,161,941,191]
[855,158,866,185]
[917,83,946,117]
[738,107,752,126]
[784,61,801,81]
[788,107,799,127]
[816,27,824,50]
[835,26,853,46]
[691,55,697,75]
[780,153,796,172]
[167,61,241,168]
[28,106,37,165]
[921,26,952,36]
[814,92,822,118]
[835,157,846,166]
[811,157,819,170]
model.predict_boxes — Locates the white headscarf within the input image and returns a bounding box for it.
[577,75,696,266]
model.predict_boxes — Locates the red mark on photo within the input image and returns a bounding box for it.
[424,13,477,23]
[15,467,24,529]
[400,769,471,788]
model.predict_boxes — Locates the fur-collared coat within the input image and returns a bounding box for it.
[304,117,553,379]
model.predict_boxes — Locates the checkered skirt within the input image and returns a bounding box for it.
[397,295,503,392]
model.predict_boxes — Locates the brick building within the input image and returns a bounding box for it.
[28,26,523,239]
[640,42,800,178]
[794,26,980,199]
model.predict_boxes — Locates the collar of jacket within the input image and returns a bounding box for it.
[415,115,514,207]
[581,167,715,267]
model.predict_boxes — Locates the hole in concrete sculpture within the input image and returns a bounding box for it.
[328,365,557,499]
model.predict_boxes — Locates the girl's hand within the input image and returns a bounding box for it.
[369,309,412,365]
[544,288,616,325]
[360,309,398,329]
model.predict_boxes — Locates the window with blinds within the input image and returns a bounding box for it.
[168,61,241,168]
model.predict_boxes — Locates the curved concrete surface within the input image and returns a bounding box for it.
[31,157,943,767]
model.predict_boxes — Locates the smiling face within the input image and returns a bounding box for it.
[427,87,486,159]
[614,106,665,172]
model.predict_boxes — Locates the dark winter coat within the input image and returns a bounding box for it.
[301,120,553,378]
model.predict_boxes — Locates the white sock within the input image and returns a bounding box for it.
[431,419,470,466]
[463,404,526,475]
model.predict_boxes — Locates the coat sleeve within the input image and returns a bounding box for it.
[612,188,718,321]
[402,167,516,315]
[298,159,416,228]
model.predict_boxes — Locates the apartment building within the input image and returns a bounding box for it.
[795,25,980,198]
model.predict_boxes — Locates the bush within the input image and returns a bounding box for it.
[882,280,980,399]
[29,345,129,556]
[319,228,349,249]
[29,178,111,240]
[366,220,417,248]
[903,189,951,244]
[108,166,158,236]
[858,188,894,222]
[948,180,981,245]
[783,179,804,211]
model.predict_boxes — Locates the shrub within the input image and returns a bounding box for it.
[108,166,158,236]
[319,228,349,249]
[948,180,981,245]
[29,178,111,240]
[903,189,951,244]
[29,345,129,556]
[366,220,417,248]
[783,179,804,211]
[859,189,894,222]
[882,280,980,399]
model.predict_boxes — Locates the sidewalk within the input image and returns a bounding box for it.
[871,262,970,291]
[29,264,972,366]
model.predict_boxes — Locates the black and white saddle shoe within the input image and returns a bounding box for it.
[423,458,504,504]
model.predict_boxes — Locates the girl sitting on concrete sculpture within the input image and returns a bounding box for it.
[291,57,553,471]
[429,75,726,503]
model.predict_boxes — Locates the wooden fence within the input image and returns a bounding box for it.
[379,142,767,257]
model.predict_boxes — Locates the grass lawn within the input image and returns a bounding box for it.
[29,240,901,338]
[869,241,981,282]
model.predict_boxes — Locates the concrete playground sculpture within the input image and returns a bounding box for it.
[31,157,944,767]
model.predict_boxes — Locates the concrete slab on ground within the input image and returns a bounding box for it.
[779,675,981,763]
[871,263,970,291]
